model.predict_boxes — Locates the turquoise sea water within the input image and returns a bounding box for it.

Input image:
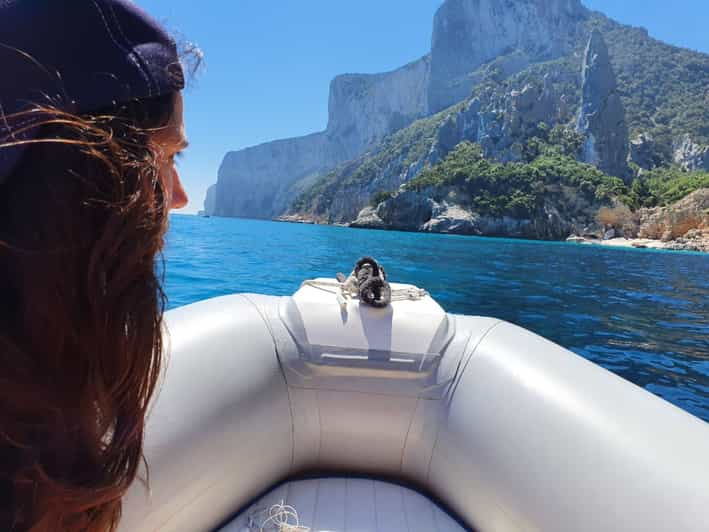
[164,214,709,422]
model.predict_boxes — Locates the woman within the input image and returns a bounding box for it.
[1,1,190,530]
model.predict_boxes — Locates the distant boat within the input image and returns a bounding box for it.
[120,273,709,532]
[197,210,211,218]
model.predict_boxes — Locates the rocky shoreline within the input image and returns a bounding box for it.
[566,236,708,253]
[566,188,709,252]
[276,219,708,254]
[276,188,709,253]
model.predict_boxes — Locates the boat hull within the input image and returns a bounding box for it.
[120,291,709,531]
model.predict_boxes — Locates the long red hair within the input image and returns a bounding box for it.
[0,93,176,531]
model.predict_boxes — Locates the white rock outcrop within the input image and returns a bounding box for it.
[673,134,709,172]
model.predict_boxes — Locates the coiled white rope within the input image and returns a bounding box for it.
[246,501,310,531]
[300,257,427,310]
[301,279,428,307]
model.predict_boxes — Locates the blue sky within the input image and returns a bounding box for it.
[137,0,709,213]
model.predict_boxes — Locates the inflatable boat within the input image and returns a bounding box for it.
[119,264,709,532]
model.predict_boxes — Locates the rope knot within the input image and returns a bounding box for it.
[353,256,391,308]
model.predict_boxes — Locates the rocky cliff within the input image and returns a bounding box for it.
[351,186,602,241]
[212,0,591,218]
[576,30,629,180]
[327,57,431,158]
[211,0,709,236]
[203,184,216,216]
[673,135,709,172]
[213,57,431,219]
[428,0,587,112]
[345,136,623,240]
[565,188,709,251]
[214,131,342,218]
[352,176,709,251]
[636,188,709,244]
[286,68,585,225]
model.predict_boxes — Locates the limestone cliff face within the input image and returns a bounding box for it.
[293,75,578,225]
[214,132,345,218]
[428,0,587,113]
[203,184,217,216]
[576,30,630,180]
[213,0,704,222]
[213,0,592,218]
[327,57,431,159]
[673,135,709,172]
[214,57,431,219]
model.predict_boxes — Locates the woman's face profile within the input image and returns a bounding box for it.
[153,92,189,210]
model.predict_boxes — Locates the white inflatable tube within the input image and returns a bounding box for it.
[431,321,709,531]
[120,286,709,532]
[120,295,293,532]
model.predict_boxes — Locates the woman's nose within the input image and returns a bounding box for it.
[170,170,189,210]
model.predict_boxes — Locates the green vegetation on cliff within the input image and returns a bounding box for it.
[291,104,463,216]
[370,190,395,207]
[406,140,709,218]
[405,142,626,217]
[628,169,709,209]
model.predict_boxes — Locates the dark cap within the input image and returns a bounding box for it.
[0,0,185,183]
